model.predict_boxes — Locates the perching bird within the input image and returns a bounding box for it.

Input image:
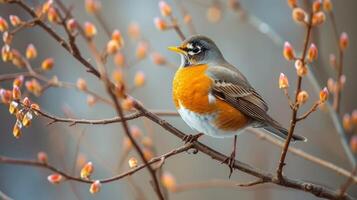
[169,35,306,177]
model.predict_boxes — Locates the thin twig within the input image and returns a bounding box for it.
[276,12,313,180]
[339,166,357,198]
[0,143,193,184]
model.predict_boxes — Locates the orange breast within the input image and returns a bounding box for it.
[172,65,249,131]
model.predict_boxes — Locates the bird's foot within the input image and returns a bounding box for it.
[182,133,204,144]
[221,150,236,178]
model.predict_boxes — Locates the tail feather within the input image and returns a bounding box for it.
[262,119,307,142]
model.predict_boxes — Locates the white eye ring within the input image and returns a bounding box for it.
[187,44,201,55]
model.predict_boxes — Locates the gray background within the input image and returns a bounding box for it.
[1,0,357,199]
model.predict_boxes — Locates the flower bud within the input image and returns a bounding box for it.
[319,87,328,103]
[184,14,192,24]
[87,95,96,106]
[112,29,124,47]
[134,71,145,87]
[159,1,172,17]
[151,52,167,65]
[339,32,349,51]
[76,78,87,91]
[112,69,123,84]
[42,0,53,14]
[343,114,352,132]
[142,136,153,148]
[312,0,322,13]
[130,126,142,139]
[84,22,97,39]
[114,52,125,67]
[41,58,54,71]
[106,40,120,54]
[312,11,325,26]
[135,42,148,59]
[0,17,8,32]
[3,31,12,45]
[22,97,31,107]
[37,151,48,164]
[85,0,101,14]
[1,89,12,104]
[9,15,22,27]
[283,42,295,61]
[1,89,11,101]
[295,60,308,77]
[297,90,309,105]
[329,54,337,69]
[80,162,94,179]
[323,0,333,12]
[154,17,168,31]
[279,73,289,89]
[13,75,24,87]
[350,136,357,153]
[30,103,40,114]
[66,18,77,33]
[2,45,13,62]
[351,110,357,125]
[128,22,141,40]
[207,5,222,23]
[47,174,62,184]
[26,44,37,60]
[292,8,306,24]
[128,157,138,168]
[307,43,318,62]
[287,0,297,8]
[161,172,176,191]
[12,86,21,100]
[123,137,132,151]
[327,78,336,93]
[12,120,22,138]
[22,111,33,127]
[122,98,134,111]
[9,101,19,115]
[89,180,101,194]
[47,7,60,23]
[143,148,153,161]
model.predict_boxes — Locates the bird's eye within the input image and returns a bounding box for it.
[187,44,201,55]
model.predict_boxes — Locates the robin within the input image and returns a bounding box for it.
[169,35,306,177]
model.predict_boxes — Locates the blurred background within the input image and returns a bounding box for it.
[1,0,357,199]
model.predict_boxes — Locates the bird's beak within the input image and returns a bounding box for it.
[168,46,186,55]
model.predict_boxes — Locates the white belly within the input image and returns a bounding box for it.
[177,105,244,138]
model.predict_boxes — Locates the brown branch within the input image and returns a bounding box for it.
[3,1,355,199]
[296,101,321,121]
[0,143,192,184]
[8,0,101,78]
[249,128,357,184]
[132,99,354,200]
[276,12,313,180]
[173,179,266,192]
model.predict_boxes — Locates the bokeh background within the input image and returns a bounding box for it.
[1,0,357,199]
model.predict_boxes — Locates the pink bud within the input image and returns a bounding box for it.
[47,174,63,184]
[279,73,289,89]
[339,32,349,50]
[159,1,172,16]
[154,17,168,31]
[283,42,295,61]
[307,43,318,62]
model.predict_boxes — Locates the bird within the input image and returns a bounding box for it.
[169,35,306,177]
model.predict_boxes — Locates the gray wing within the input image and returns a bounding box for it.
[206,65,268,114]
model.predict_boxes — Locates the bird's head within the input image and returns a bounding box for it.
[168,35,224,67]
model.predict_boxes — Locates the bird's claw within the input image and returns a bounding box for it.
[182,133,204,144]
[221,151,236,178]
